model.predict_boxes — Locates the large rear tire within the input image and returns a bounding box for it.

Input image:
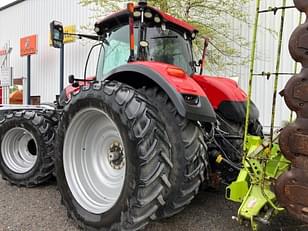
[141,87,208,219]
[0,111,55,187]
[55,81,172,230]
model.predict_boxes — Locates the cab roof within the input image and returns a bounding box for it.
[94,5,198,36]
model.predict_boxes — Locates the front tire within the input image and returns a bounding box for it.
[56,81,172,230]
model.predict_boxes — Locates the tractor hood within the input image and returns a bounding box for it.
[193,74,260,124]
[193,74,247,109]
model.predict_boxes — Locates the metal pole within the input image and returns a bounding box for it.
[270,0,287,144]
[60,45,64,93]
[27,55,31,105]
[243,0,261,152]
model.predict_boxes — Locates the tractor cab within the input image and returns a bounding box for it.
[94,1,198,79]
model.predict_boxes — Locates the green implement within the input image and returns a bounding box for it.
[226,135,290,231]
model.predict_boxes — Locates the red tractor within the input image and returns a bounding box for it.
[0,1,268,230]
[54,1,263,229]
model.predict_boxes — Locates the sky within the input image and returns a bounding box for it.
[0,0,17,8]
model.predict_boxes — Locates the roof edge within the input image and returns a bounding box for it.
[0,0,26,11]
[95,5,198,35]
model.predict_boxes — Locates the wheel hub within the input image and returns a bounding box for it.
[63,108,126,214]
[108,142,125,170]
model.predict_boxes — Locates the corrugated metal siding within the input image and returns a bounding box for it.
[0,0,100,102]
[0,0,302,130]
[216,0,300,132]
[237,0,301,132]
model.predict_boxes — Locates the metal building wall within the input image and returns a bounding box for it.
[0,0,100,102]
[0,0,301,131]
[233,0,301,132]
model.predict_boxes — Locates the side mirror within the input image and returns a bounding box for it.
[68,74,79,88]
[50,20,64,48]
[68,74,75,84]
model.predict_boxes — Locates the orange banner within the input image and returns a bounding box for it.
[20,35,37,57]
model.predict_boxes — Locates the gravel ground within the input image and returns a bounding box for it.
[0,178,306,231]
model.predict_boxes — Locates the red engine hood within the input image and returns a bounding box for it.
[193,74,247,109]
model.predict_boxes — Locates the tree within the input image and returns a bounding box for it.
[80,0,252,75]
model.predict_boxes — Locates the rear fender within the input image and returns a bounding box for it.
[104,63,216,122]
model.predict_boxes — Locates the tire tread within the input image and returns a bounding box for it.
[56,81,172,231]
[0,110,56,187]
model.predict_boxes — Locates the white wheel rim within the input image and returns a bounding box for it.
[1,127,38,174]
[63,108,126,214]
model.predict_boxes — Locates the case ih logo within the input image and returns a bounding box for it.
[20,35,37,57]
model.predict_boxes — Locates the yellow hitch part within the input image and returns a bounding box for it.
[215,154,223,164]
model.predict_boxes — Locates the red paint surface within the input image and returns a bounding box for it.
[135,61,207,97]
[65,63,206,99]
[64,77,95,100]
[133,62,247,109]
[193,74,247,109]
[64,64,248,112]
[152,6,197,33]
[98,6,197,34]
